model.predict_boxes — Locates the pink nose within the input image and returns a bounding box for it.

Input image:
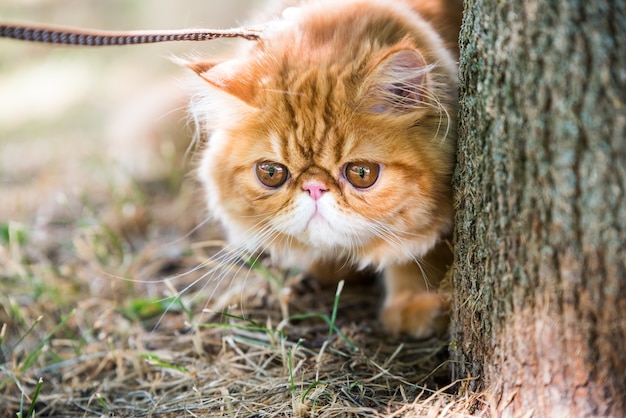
[302,182,328,200]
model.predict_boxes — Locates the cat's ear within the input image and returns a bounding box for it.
[361,49,430,114]
[186,59,220,76]
[186,59,257,107]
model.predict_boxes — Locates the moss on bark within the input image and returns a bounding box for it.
[451,0,626,415]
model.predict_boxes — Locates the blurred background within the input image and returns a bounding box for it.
[0,0,262,221]
[0,0,270,393]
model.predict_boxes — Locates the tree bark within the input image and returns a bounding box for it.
[451,0,626,416]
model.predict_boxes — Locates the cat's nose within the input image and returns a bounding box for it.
[302,181,328,200]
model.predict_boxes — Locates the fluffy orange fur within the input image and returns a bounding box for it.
[188,0,461,338]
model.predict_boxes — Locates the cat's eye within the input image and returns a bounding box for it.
[344,161,380,189]
[255,161,289,188]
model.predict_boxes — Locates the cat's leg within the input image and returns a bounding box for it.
[380,241,452,338]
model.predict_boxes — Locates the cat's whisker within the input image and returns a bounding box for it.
[369,226,405,252]
[416,256,448,290]
[98,216,222,289]
[183,239,276,324]
[153,223,271,311]
[186,101,207,155]
[368,222,419,261]
[386,59,453,143]
[430,66,456,141]
[97,237,245,332]
[347,222,369,260]
[150,245,250,330]
[414,258,434,291]
[235,210,281,219]
[418,88,451,142]
[155,104,188,122]
[99,251,218,287]
[198,224,285,319]
[371,219,430,240]
[164,215,214,247]
[367,221,443,290]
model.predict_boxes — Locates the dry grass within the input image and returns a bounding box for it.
[0,1,484,416]
[0,196,477,416]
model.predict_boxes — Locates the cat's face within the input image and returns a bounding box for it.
[190,1,457,268]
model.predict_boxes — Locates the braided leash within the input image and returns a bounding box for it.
[0,21,262,46]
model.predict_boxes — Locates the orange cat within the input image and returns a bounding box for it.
[187,0,461,338]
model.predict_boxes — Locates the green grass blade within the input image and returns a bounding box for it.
[19,310,75,374]
[25,377,44,418]
[328,280,344,340]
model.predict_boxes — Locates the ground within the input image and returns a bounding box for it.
[0,1,479,416]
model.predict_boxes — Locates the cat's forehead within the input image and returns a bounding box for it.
[251,57,362,166]
[261,97,353,168]
[249,76,389,165]
[257,102,391,171]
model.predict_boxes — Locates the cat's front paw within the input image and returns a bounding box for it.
[380,292,449,339]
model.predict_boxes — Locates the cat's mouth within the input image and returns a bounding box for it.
[305,210,327,228]
[308,201,325,218]
[275,194,358,250]
[299,203,358,250]
[299,201,325,233]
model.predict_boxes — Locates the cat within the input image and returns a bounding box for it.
[185,0,462,339]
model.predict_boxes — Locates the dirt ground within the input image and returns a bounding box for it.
[0,1,480,416]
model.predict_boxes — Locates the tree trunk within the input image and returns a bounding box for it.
[451,0,626,416]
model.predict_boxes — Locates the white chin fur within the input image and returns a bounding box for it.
[271,193,367,251]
